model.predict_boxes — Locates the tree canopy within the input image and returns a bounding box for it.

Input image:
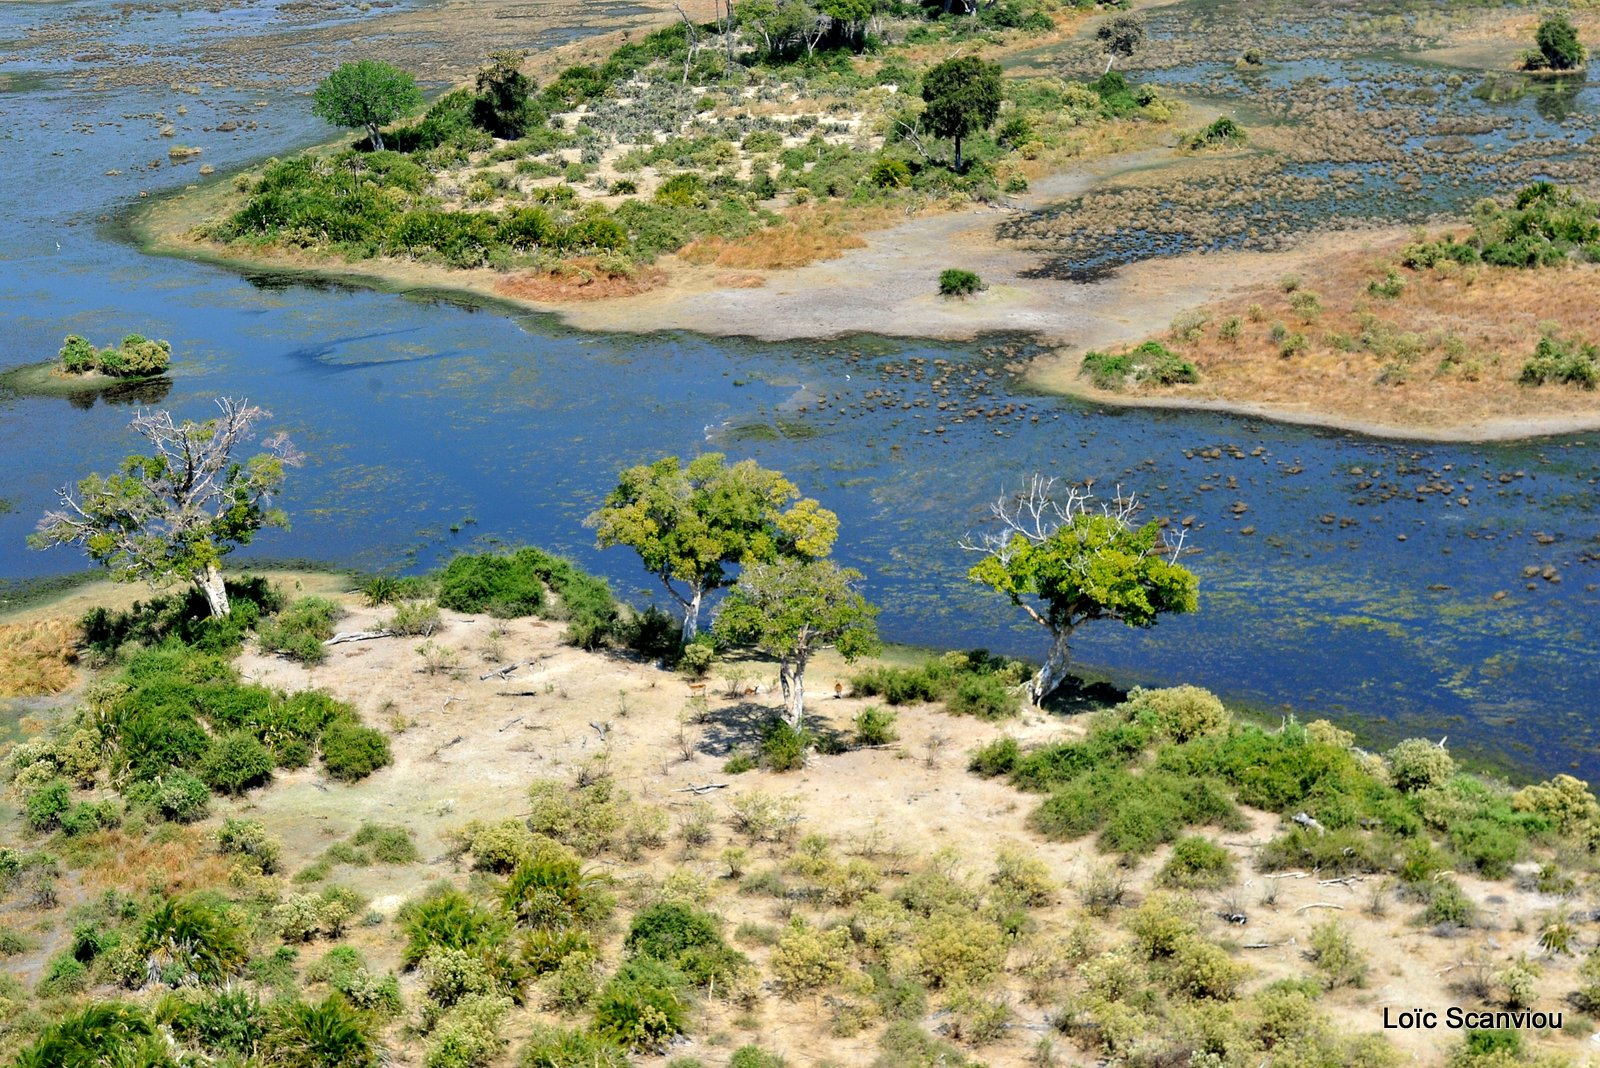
[472,51,539,140]
[30,398,300,618]
[963,476,1197,703]
[590,453,838,643]
[311,59,422,151]
[1097,14,1145,72]
[1531,13,1586,71]
[920,55,1004,172]
[713,557,880,728]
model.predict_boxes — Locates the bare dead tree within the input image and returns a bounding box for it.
[960,475,1195,703]
[31,398,301,618]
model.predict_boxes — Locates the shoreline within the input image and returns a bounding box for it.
[134,178,1600,446]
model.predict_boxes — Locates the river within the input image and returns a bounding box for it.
[1,0,1596,780]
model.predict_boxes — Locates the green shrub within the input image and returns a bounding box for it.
[201,731,274,795]
[13,1003,173,1068]
[258,597,342,663]
[57,335,100,374]
[351,822,420,863]
[1530,13,1586,70]
[946,672,1018,720]
[140,893,248,985]
[938,268,986,297]
[437,553,545,617]
[1257,826,1394,875]
[147,771,212,823]
[760,718,811,771]
[400,886,512,966]
[38,952,89,996]
[869,158,912,188]
[854,705,898,746]
[24,778,71,832]
[1122,685,1231,742]
[388,599,442,636]
[320,722,392,781]
[60,798,121,836]
[266,996,381,1068]
[872,1020,980,1068]
[167,987,268,1055]
[1157,835,1235,889]
[770,918,853,995]
[1307,919,1367,988]
[1188,117,1246,149]
[730,1046,786,1068]
[591,958,689,1052]
[518,1025,630,1068]
[968,736,1020,777]
[1420,878,1478,929]
[1386,739,1455,792]
[1519,330,1599,389]
[425,992,512,1068]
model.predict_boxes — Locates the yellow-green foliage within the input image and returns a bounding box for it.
[425,992,512,1068]
[526,775,629,856]
[1126,894,1196,960]
[1307,919,1367,989]
[1122,685,1231,742]
[1513,774,1600,834]
[770,918,854,996]
[1386,738,1455,792]
[912,912,1007,989]
[783,835,881,906]
[1163,936,1246,1000]
[1305,719,1355,748]
[457,818,539,872]
[991,845,1054,907]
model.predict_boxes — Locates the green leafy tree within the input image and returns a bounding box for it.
[1532,13,1586,71]
[311,59,422,151]
[590,454,839,644]
[740,0,815,58]
[1097,13,1145,73]
[472,51,539,139]
[713,558,879,729]
[920,56,1003,172]
[820,0,872,49]
[30,399,300,619]
[962,476,1197,703]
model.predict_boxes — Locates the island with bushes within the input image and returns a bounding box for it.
[0,333,172,400]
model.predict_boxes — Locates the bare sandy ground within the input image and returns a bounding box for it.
[171,596,1600,1064]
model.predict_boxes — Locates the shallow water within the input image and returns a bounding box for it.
[0,0,1597,780]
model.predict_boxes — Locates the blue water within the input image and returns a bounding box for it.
[1,0,1597,780]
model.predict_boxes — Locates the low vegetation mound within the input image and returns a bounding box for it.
[55,333,171,378]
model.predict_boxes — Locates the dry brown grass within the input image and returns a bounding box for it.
[679,205,890,270]
[494,260,665,302]
[75,826,234,898]
[0,619,79,697]
[1096,235,1600,432]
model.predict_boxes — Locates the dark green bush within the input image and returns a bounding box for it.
[201,731,275,795]
[82,577,282,658]
[1257,826,1395,875]
[518,1026,629,1068]
[13,1003,174,1068]
[257,597,341,663]
[1188,116,1245,149]
[760,719,811,772]
[166,988,267,1056]
[24,778,71,832]
[968,737,1020,777]
[399,886,512,968]
[625,902,724,964]
[60,799,121,837]
[320,722,392,782]
[131,771,211,823]
[265,996,381,1068]
[938,268,986,297]
[37,953,89,996]
[591,958,689,1053]
[139,893,248,984]
[351,822,419,864]
[437,553,546,617]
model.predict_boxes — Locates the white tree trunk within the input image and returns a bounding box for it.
[198,562,231,619]
[1028,630,1071,705]
[1104,54,1115,74]
[681,587,704,644]
[367,122,385,151]
[782,654,807,729]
